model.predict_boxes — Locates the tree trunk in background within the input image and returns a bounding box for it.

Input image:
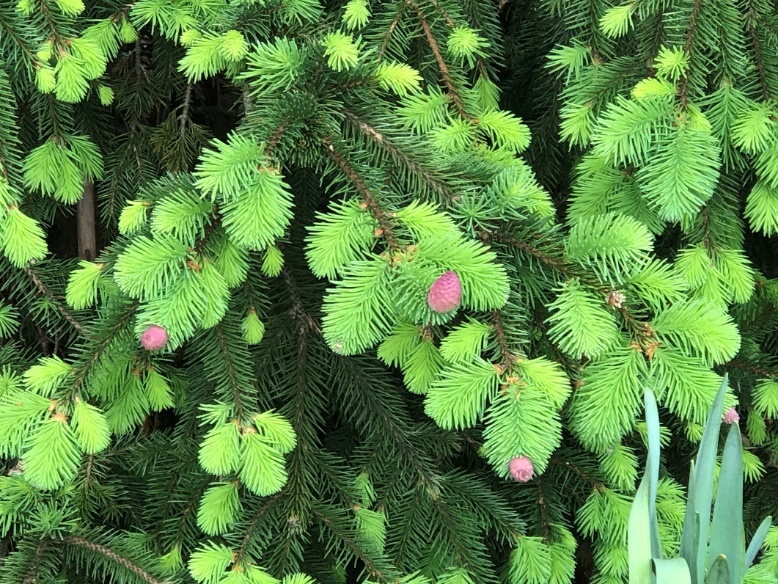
[77,181,96,262]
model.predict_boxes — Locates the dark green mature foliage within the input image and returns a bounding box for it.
[0,1,777,583]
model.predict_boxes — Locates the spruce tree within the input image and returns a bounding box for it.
[0,1,777,583]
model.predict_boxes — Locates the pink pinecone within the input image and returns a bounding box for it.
[722,407,740,424]
[509,456,534,482]
[427,271,462,313]
[141,325,168,351]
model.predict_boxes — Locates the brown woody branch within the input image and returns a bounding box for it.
[491,310,515,370]
[264,122,287,158]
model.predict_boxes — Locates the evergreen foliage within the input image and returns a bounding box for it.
[0,0,777,583]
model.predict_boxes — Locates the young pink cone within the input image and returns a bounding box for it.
[141,325,168,351]
[509,456,534,482]
[427,271,462,313]
[722,407,740,424]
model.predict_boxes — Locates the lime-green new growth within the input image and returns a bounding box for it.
[628,376,773,584]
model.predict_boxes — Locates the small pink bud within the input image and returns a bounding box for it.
[427,271,462,313]
[722,407,739,425]
[141,325,168,351]
[509,456,534,482]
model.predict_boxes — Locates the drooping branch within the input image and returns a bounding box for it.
[68,302,139,398]
[62,536,171,584]
[343,110,458,203]
[410,2,468,119]
[322,138,400,251]
[746,2,771,101]
[488,231,572,277]
[726,359,778,378]
[311,504,395,583]
[24,267,85,333]
[235,493,283,564]
[21,540,49,584]
[678,0,704,108]
[212,323,252,419]
[378,3,409,60]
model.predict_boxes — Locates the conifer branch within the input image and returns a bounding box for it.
[276,269,442,494]
[549,457,600,490]
[410,2,468,119]
[311,505,393,583]
[24,267,85,333]
[425,0,455,27]
[700,206,714,250]
[745,3,771,100]
[281,265,321,333]
[179,83,193,136]
[170,478,210,544]
[84,454,94,486]
[342,110,457,203]
[726,360,778,378]
[428,495,486,576]
[235,493,283,564]
[21,539,49,584]
[533,309,583,380]
[69,302,139,397]
[134,36,144,80]
[392,485,427,564]
[213,323,251,419]
[39,0,66,48]
[264,123,286,158]
[378,3,408,60]
[489,230,652,343]
[339,356,442,491]
[0,13,36,67]
[421,0,492,80]
[534,478,552,541]
[322,138,400,251]
[489,231,572,276]
[678,0,703,108]
[45,94,67,141]
[491,310,515,369]
[62,536,171,584]
[242,88,253,114]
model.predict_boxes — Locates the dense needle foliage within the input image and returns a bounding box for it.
[1,0,778,583]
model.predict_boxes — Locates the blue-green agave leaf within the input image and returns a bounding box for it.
[652,558,692,584]
[705,555,730,584]
[645,388,662,558]
[709,424,744,584]
[680,462,700,579]
[629,472,653,584]
[689,376,728,584]
[745,516,772,571]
